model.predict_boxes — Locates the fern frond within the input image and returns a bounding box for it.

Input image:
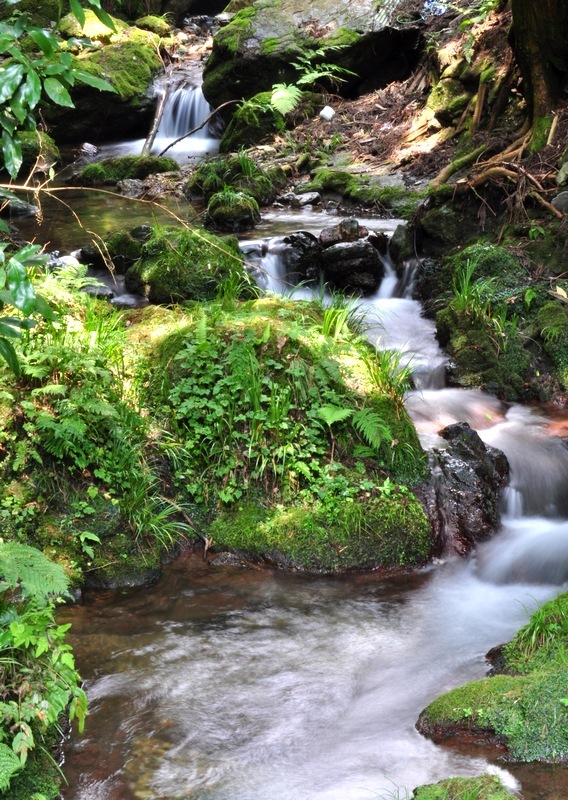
[0,743,21,792]
[351,408,392,454]
[270,83,303,115]
[0,542,69,604]
[318,404,353,427]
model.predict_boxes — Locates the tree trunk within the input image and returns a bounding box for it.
[511,0,568,123]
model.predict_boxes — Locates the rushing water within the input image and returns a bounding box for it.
[58,220,568,800]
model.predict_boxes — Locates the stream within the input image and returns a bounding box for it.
[21,78,568,799]
[56,225,568,800]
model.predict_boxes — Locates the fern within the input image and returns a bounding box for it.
[0,743,21,792]
[318,404,353,427]
[0,542,69,604]
[270,83,303,115]
[351,408,392,455]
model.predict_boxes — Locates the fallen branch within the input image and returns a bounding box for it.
[157,99,241,157]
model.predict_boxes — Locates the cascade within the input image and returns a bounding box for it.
[61,217,568,800]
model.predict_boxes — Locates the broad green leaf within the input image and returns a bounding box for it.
[1,315,35,330]
[6,257,36,314]
[2,130,22,179]
[0,62,24,103]
[27,28,60,57]
[9,89,27,124]
[34,294,57,321]
[44,62,68,76]
[0,320,22,339]
[0,188,18,203]
[0,33,16,54]
[22,70,41,109]
[70,0,86,28]
[0,111,16,135]
[72,68,116,93]
[43,77,74,108]
[0,336,20,376]
[0,219,9,234]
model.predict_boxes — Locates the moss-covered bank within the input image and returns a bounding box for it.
[413,774,517,800]
[417,592,568,762]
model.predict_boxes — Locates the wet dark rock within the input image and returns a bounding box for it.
[281,230,322,282]
[320,239,384,294]
[417,422,509,557]
[117,178,146,198]
[0,197,38,218]
[319,218,369,247]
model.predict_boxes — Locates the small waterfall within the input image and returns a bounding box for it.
[156,83,212,140]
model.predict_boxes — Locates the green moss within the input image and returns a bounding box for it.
[134,15,171,36]
[80,155,179,185]
[186,153,276,204]
[420,592,568,762]
[18,130,60,172]
[210,490,430,572]
[125,226,246,303]
[206,189,261,232]
[0,0,62,25]
[211,6,257,56]
[7,725,61,799]
[413,774,516,800]
[427,78,472,124]
[58,9,127,41]
[75,37,162,103]
[220,94,284,152]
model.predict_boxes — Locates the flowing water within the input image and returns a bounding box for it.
[59,224,568,800]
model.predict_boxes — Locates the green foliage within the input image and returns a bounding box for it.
[79,155,179,185]
[0,0,115,178]
[0,543,86,794]
[144,296,424,513]
[0,241,55,376]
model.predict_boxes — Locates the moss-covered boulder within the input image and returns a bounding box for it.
[0,0,61,25]
[426,77,472,126]
[220,92,283,152]
[57,9,128,42]
[298,168,424,217]
[202,0,420,110]
[124,226,247,303]
[413,775,517,800]
[135,14,172,36]
[186,153,277,204]
[139,294,428,570]
[17,131,60,174]
[79,155,179,185]
[417,592,568,762]
[210,492,430,572]
[205,189,261,231]
[43,33,162,142]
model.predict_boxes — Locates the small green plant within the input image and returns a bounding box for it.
[528,223,545,240]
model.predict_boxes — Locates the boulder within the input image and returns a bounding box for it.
[202,0,420,110]
[417,422,509,557]
[320,240,384,294]
[319,217,368,247]
[281,230,322,282]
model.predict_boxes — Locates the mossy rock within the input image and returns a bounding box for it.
[426,77,472,126]
[0,0,62,25]
[58,9,128,42]
[205,189,260,232]
[418,592,568,762]
[220,92,284,153]
[413,775,516,800]
[18,130,60,173]
[125,226,247,303]
[186,153,276,204]
[44,36,162,141]
[135,14,172,35]
[209,491,431,572]
[80,155,179,185]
